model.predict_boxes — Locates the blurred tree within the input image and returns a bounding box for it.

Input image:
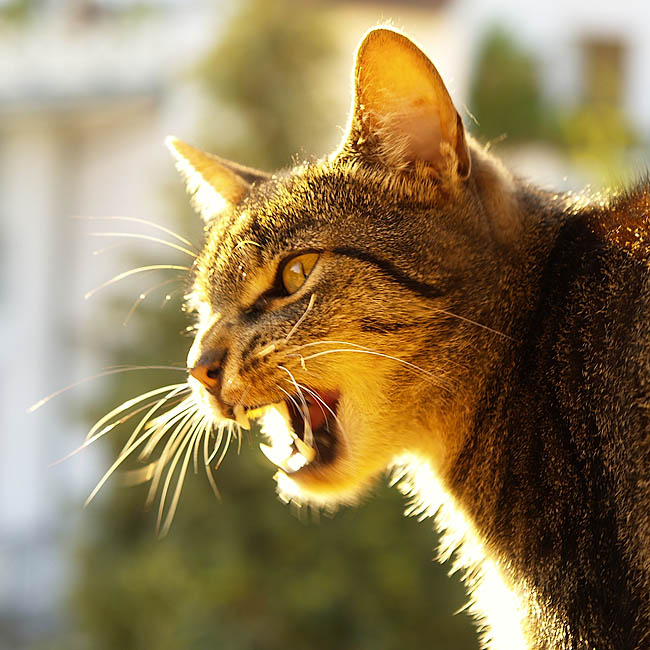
[558,104,638,182]
[0,0,36,23]
[469,26,550,144]
[53,2,479,649]
[469,25,639,187]
[195,0,338,169]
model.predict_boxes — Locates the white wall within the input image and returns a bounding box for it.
[0,4,224,643]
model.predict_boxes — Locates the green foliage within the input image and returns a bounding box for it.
[195,0,337,169]
[0,0,36,23]
[68,456,477,650]
[469,24,639,187]
[558,105,638,184]
[54,2,479,649]
[469,26,550,144]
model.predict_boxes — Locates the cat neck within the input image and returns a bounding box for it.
[440,182,650,647]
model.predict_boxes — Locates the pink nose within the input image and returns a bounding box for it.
[189,364,220,392]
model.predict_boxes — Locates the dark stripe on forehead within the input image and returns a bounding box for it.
[359,317,418,334]
[331,246,448,300]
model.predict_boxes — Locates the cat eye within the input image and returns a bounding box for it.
[281,252,319,295]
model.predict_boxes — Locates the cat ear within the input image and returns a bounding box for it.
[166,136,270,221]
[343,28,470,180]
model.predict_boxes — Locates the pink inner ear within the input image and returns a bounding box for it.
[350,29,469,177]
[391,108,445,164]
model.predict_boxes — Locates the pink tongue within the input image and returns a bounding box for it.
[307,390,339,431]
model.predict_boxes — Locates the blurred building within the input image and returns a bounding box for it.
[0,2,222,645]
[459,0,650,132]
[0,0,649,646]
[453,0,650,187]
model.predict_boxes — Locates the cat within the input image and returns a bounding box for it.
[138,26,650,649]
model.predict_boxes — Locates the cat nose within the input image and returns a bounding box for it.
[189,364,221,392]
[188,347,227,393]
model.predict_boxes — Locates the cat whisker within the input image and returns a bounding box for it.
[159,414,217,536]
[146,409,200,508]
[119,462,158,486]
[288,339,372,353]
[284,292,316,343]
[156,416,203,536]
[206,422,235,468]
[123,278,184,326]
[288,338,455,376]
[84,264,191,301]
[233,239,262,251]
[114,394,190,474]
[73,215,197,249]
[140,399,197,461]
[255,342,277,359]
[108,364,189,371]
[193,417,204,475]
[431,308,516,342]
[277,384,311,434]
[90,232,197,259]
[28,365,188,413]
[278,366,313,446]
[83,389,192,505]
[281,378,350,451]
[51,392,187,468]
[282,380,330,425]
[193,414,230,475]
[213,427,232,467]
[159,286,186,310]
[200,418,219,495]
[297,348,449,390]
[92,242,130,257]
[205,426,224,466]
[81,379,234,534]
[252,295,316,360]
[277,385,320,458]
[84,383,190,443]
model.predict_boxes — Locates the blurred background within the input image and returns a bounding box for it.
[2,0,649,648]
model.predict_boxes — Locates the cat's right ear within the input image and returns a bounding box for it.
[166,137,270,222]
[339,28,470,181]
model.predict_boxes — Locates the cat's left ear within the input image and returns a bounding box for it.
[341,28,471,180]
[166,137,270,222]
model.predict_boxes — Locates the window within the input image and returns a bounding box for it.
[581,37,626,108]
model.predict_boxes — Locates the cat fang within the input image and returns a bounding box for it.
[188,363,342,476]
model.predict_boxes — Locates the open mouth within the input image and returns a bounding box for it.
[241,389,341,474]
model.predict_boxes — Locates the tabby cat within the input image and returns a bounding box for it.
[137,27,650,649]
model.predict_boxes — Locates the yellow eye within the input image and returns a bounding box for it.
[281,253,319,295]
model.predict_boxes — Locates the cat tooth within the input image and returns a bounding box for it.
[247,405,267,420]
[259,442,292,467]
[233,404,250,430]
[259,403,295,448]
[286,450,309,472]
[303,422,314,449]
[294,436,316,463]
[274,401,295,436]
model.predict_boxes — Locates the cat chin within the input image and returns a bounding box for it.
[249,395,392,506]
[189,380,398,505]
[272,462,381,509]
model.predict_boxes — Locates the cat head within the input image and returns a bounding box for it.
[169,27,523,507]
